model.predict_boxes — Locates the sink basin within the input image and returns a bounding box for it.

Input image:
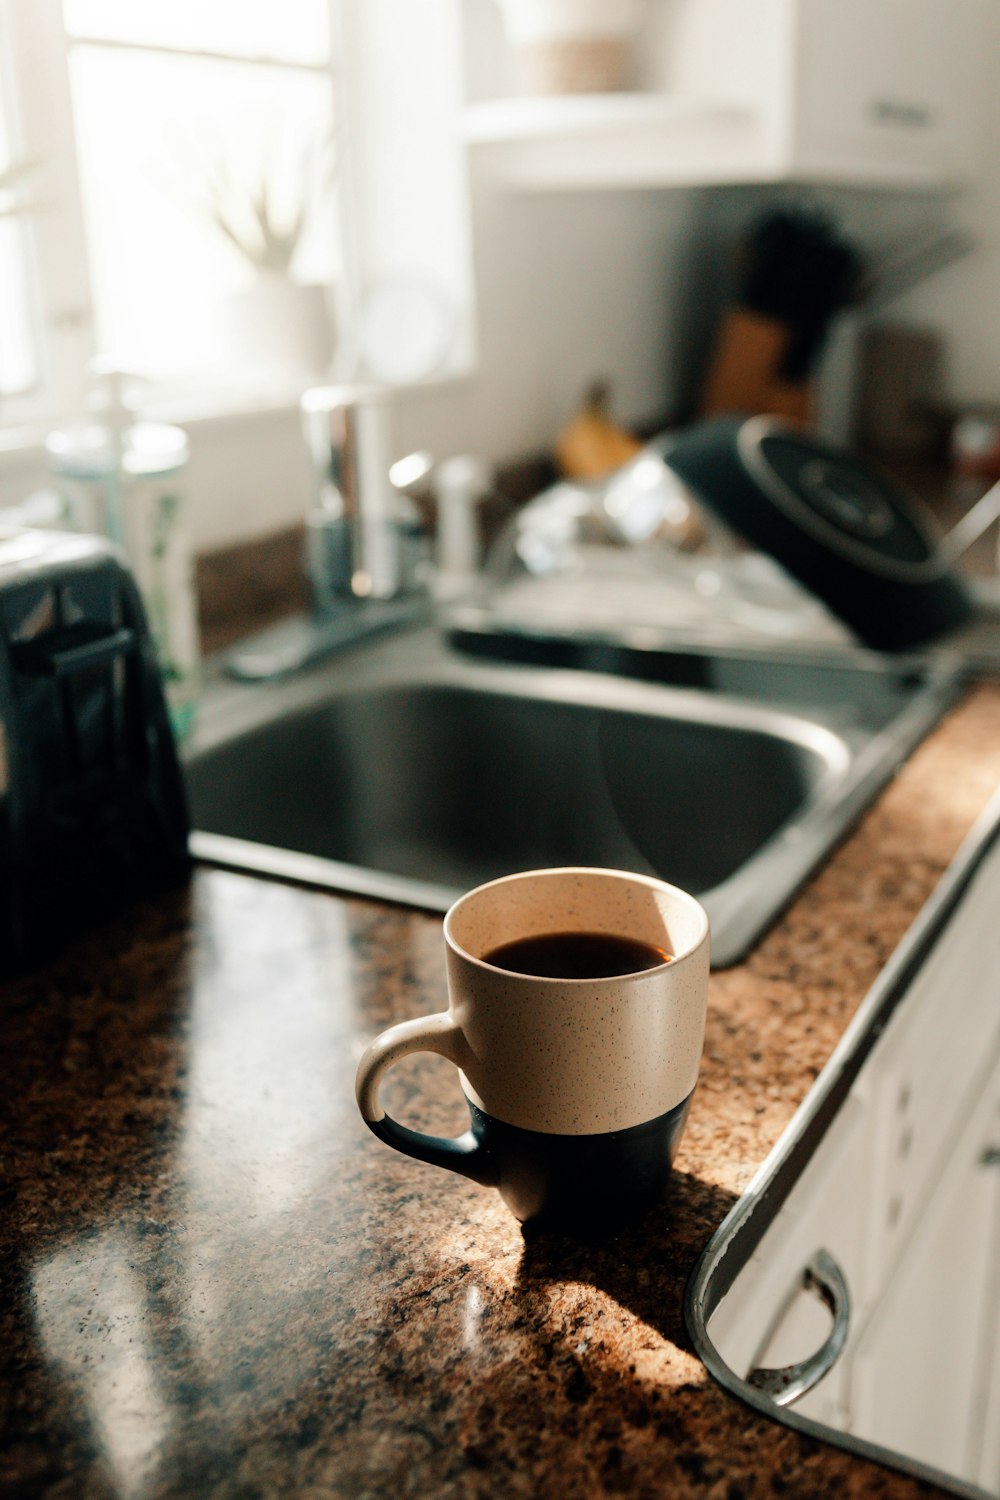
[186,627,961,967]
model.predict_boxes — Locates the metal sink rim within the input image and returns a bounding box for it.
[186,625,963,968]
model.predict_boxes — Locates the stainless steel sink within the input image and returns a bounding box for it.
[185,626,962,967]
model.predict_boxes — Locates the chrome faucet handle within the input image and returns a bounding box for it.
[389,450,435,499]
[390,450,493,599]
[433,455,493,597]
[388,451,435,597]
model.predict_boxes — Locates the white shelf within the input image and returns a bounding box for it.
[461,92,776,190]
[461,93,757,144]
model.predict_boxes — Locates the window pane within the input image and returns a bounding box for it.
[0,13,39,398]
[62,0,330,67]
[0,217,38,395]
[68,46,338,379]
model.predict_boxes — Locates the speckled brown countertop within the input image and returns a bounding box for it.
[3,681,1000,1500]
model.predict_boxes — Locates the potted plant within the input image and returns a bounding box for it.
[164,127,336,380]
[494,0,649,94]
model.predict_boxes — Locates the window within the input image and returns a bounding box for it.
[0,168,40,400]
[0,7,40,399]
[1,0,471,442]
[3,0,342,418]
[64,0,338,385]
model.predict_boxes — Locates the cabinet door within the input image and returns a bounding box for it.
[861,841,1000,1297]
[848,1052,1000,1488]
[793,0,981,181]
[706,831,1000,1479]
[970,1085,1000,1494]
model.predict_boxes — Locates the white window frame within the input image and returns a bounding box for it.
[5,0,96,426]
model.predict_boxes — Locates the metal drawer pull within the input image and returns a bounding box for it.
[746,1248,851,1408]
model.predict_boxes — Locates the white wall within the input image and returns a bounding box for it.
[179,408,314,552]
[394,183,703,466]
[0,405,314,555]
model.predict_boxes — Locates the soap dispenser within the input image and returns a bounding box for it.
[44,363,201,739]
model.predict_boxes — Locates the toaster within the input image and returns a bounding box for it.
[0,527,190,972]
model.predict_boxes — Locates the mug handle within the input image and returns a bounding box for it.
[355,1012,496,1185]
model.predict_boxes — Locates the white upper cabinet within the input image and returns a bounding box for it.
[462,0,990,190]
[789,0,984,185]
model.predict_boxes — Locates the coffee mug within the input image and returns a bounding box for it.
[355,867,710,1230]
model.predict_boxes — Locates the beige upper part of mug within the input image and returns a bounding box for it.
[439,867,710,1136]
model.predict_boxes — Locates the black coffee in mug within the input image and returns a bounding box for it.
[483,931,671,979]
[356,868,710,1232]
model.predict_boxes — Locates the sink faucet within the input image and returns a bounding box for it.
[303,384,427,606]
[226,385,431,681]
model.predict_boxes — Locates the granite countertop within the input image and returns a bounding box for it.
[3,680,1000,1500]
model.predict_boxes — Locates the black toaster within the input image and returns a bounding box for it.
[0,528,190,972]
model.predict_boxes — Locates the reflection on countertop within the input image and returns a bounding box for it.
[4,683,1000,1498]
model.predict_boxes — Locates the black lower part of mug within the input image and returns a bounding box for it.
[467,1092,694,1232]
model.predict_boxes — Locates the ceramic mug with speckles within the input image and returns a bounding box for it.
[355,867,710,1231]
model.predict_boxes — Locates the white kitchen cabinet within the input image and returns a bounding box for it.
[849,1051,1000,1489]
[698,804,1000,1497]
[978,1184,1000,1494]
[462,0,987,191]
[860,855,1000,1292]
[791,0,980,183]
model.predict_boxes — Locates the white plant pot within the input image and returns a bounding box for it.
[222,276,335,380]
[495,0,648,92]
